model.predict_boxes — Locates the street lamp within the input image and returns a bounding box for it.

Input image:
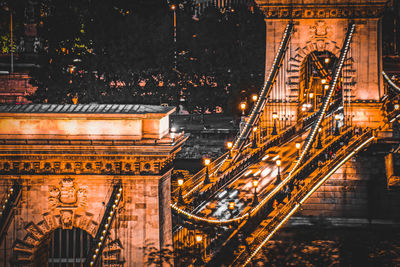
[195,233,205,265]
[226,141,233,149]
[395,104,399,110]
[170,4,177,70]
[316,127,323,149]
[240,102,246,116]
[324,58,330,64]
[177,177,184,204]
[321,78,327,84]
[195,233,203,243]
[272,112,278,135]
[295,142,301,159]
[204,158,211,185]
[275,159,281,185]
[252,126,258,148]
[252,179,259,206]
[334,114,340,136]
[228,201,235,216]
[252,94,258,102]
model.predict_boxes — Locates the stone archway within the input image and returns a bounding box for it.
[286,38,356,101]
[12,211,98,265]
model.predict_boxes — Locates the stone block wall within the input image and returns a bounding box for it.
[298,144,400,220]
[0,173,172,266]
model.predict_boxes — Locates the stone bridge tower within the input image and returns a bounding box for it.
[0,104,186,266]
[256,0,388,131]
[254,1,400,222]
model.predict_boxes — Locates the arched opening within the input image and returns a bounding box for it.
[298,50,341,119]
[34,227,94,266]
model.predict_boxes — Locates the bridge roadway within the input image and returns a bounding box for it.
[230,128,375,266]
[195,132,308,222]
[172,122,352,248]
[172,22,400,265]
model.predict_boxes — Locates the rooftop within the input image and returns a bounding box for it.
[0,104,175,115]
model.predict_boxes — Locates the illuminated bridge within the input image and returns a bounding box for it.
[0,1,398,266]
[171,0,400,266]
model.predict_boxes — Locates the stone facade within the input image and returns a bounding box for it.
[255,0,386,128]
[0,104,186,266]
[253,1,396,221]
[298,144,400,220]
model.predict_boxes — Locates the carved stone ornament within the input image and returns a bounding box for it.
[49,178,87,209]
[310,20,329,38]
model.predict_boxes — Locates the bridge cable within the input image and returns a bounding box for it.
[216,23,294,173]
[288,23,355,177]
[240,132,375,267]
[0,181,22,244]
[84,181,123,267]
[249,23,356,216]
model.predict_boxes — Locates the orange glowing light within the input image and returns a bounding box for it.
[204,158,211,166]
[226,142,233,149]
[195,234,203,243]
[276,159,281,167]
[295,142,301,150]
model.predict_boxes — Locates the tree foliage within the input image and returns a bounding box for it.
[27,0,265,115]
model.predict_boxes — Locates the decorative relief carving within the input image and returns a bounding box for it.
[14,211,99,263]
[310,20,329,38]
[48,178,87,209]
[60,209,74,229]
[259,5,385,19]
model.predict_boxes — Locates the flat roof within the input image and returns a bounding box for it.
[0,104,175,115]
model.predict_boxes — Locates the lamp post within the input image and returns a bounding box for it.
[195,233,204,265]
[309,92,314,111]
[334,114,340,136]
[170,4,177,71]
[228,201,235,217]
[316,127,323,149]
[177,177,184,204]
[204,158,211,185]
[272,112,278,135]
[226,142,233,150]
[252,126,258,149]
[226,141,233,158]
[252,94,258,102]
[252,179,259,206]
[240,102,246,116]
[295,142,301,159]
[275,159,281,185]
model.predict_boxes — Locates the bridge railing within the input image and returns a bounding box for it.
[171,151,228,200]
[172,99,343,224]
[233,129,375,266]
[206,127,357,265]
